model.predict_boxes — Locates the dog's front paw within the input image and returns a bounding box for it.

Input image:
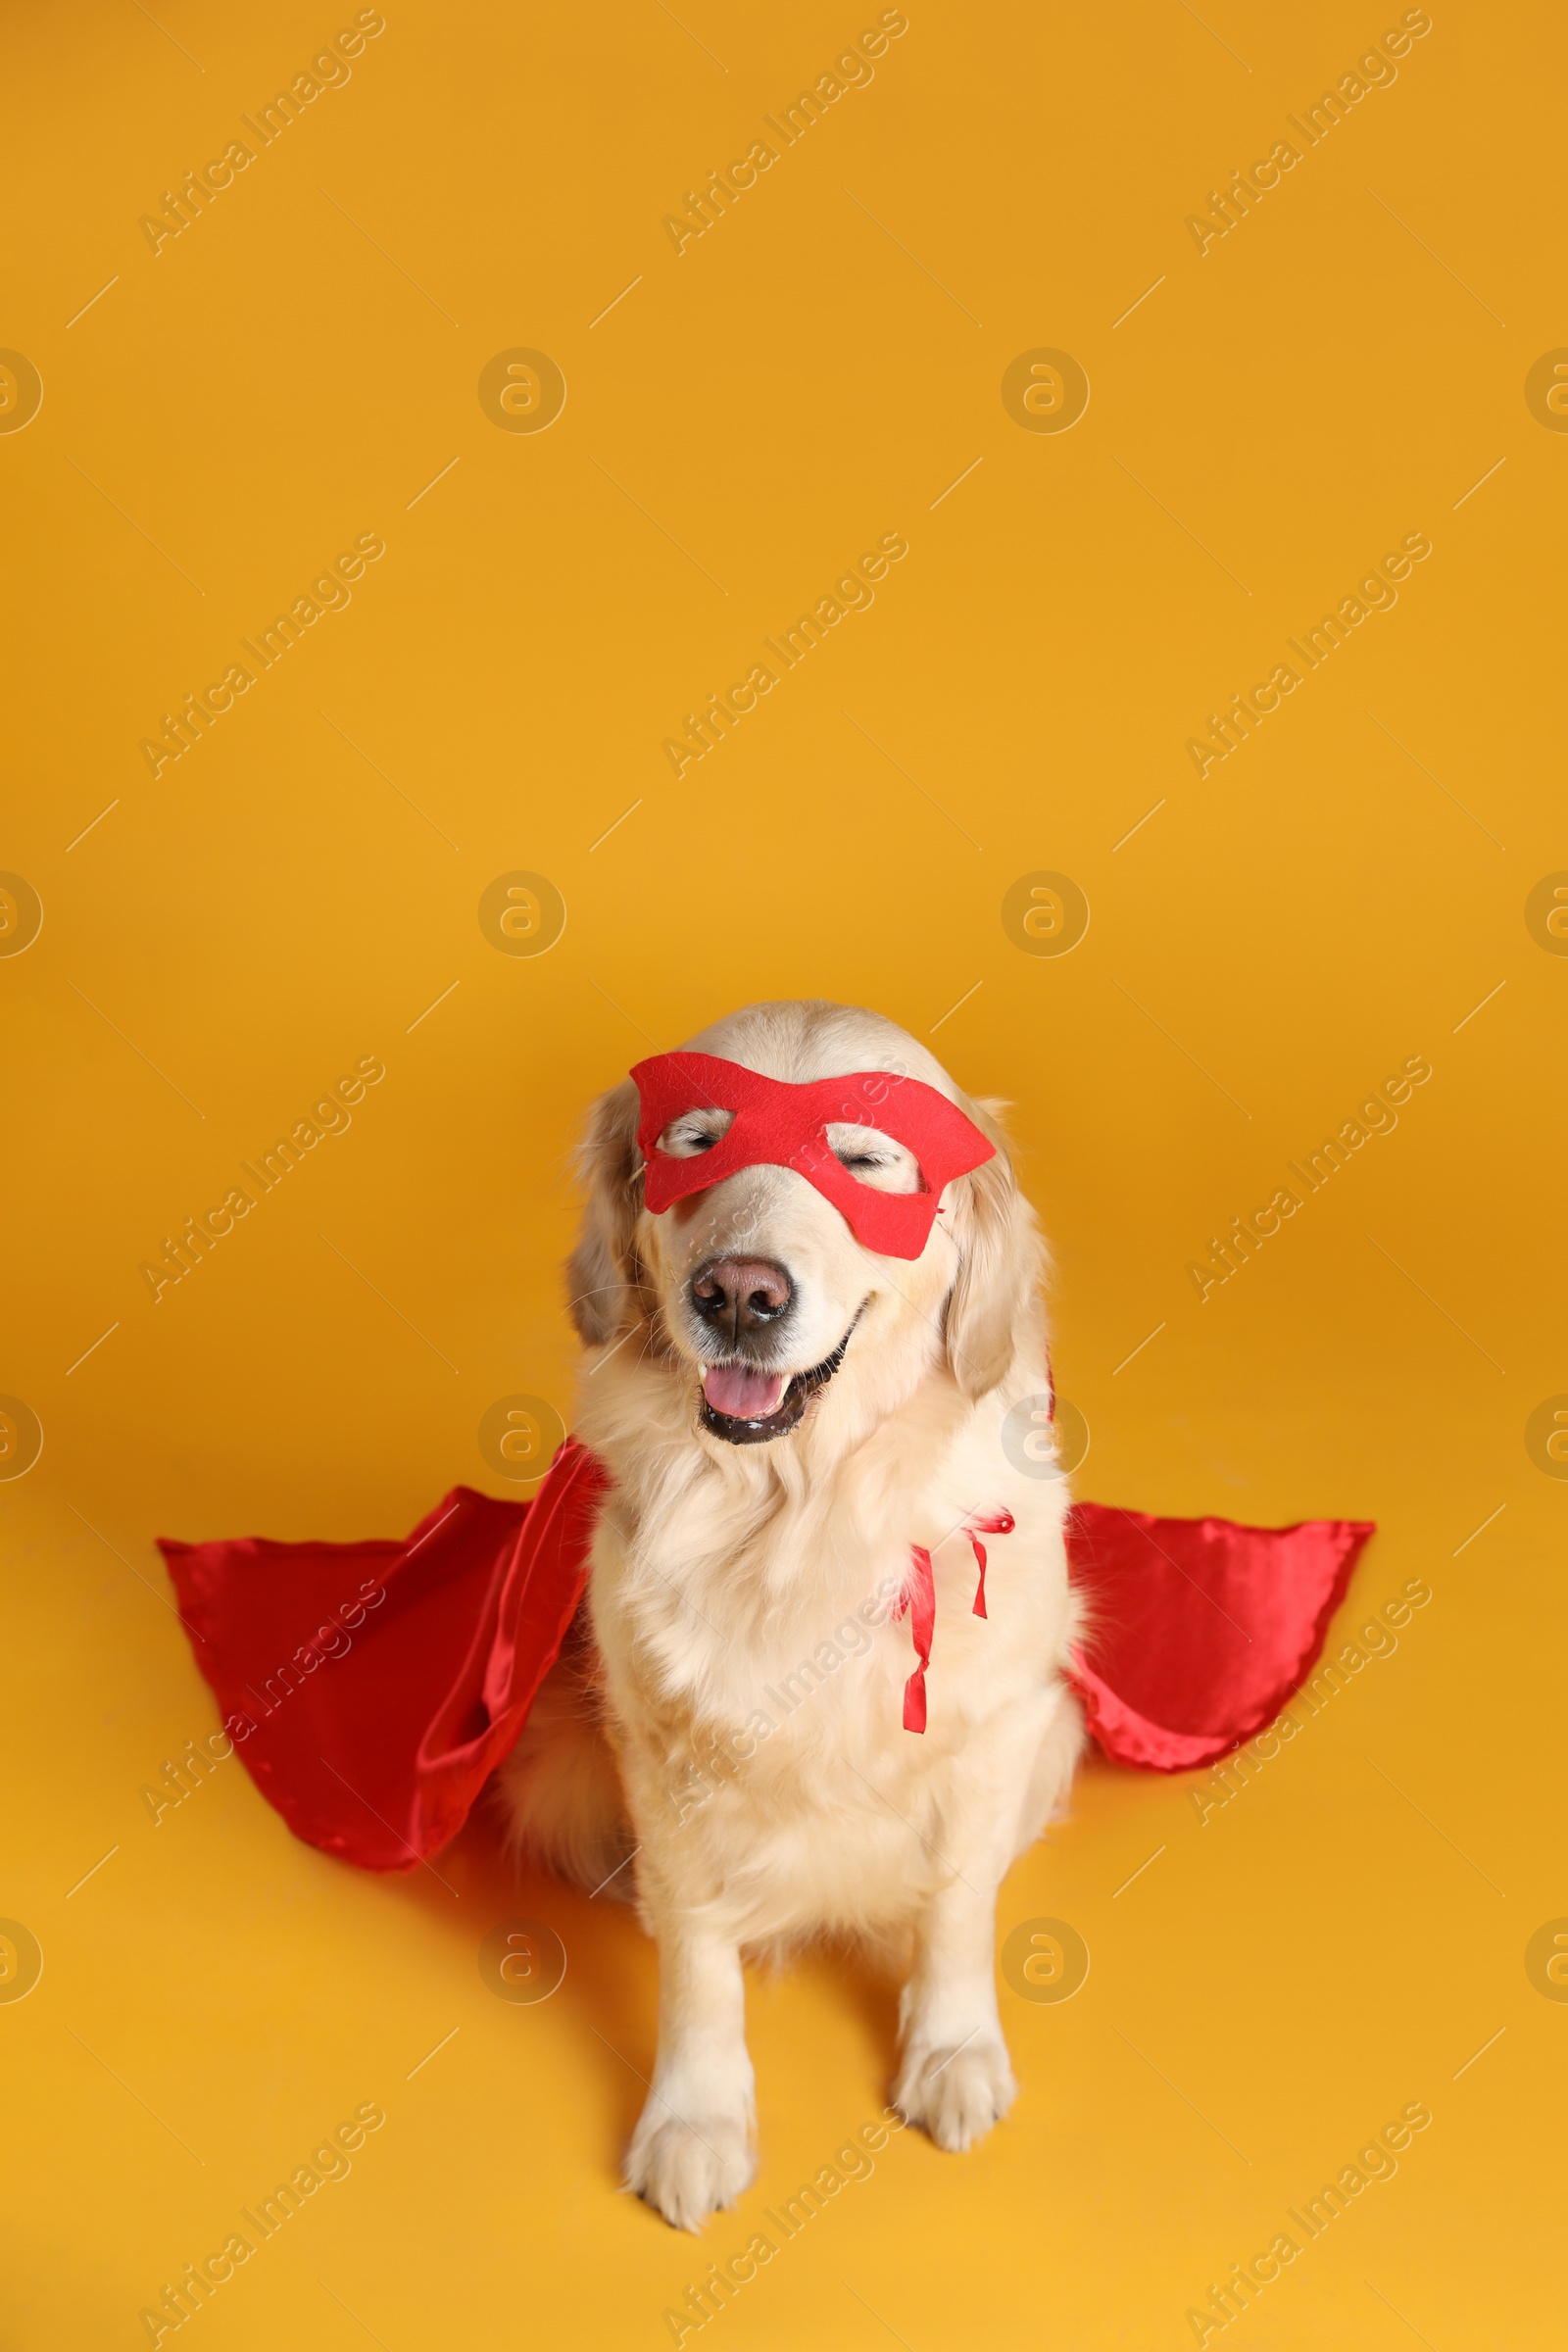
[625,2098,756,2231]
[894,2034,1017,2153]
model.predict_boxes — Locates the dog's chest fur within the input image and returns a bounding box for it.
[585,1396,1075,1943]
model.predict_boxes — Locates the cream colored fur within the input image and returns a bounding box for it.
[498,1000,1083,2230]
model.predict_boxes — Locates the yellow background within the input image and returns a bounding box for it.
[4,0,1563,2342]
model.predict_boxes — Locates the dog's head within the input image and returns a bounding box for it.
[566,1001,1044,1449]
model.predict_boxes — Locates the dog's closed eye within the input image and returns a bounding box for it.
[658,1109,736,1158]
[825,1123,921,1193]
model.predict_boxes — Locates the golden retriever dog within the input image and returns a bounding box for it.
[499,999,1083,2230]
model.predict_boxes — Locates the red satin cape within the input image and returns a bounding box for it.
[160,1445,1372,1874]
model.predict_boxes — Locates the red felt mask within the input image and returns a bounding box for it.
[629,1052,996,1260]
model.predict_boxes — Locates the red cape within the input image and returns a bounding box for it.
[160,1443,1372,1873]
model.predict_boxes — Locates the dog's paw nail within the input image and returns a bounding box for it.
[624,2107,756,2232]
[894,2037,1017,2153]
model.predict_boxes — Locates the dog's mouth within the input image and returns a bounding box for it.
[698,1313,862,1446]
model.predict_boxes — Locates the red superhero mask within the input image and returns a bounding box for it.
[629,1051,996,1260]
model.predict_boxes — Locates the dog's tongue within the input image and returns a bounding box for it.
[702,1364,790,1419]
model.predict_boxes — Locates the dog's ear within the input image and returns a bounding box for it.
[941,1098,1046,1400]
[565,1078,645,1347]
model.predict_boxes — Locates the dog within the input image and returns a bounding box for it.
[498,998,1083,2230]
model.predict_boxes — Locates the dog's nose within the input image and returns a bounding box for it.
[690,1256,793,1341]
